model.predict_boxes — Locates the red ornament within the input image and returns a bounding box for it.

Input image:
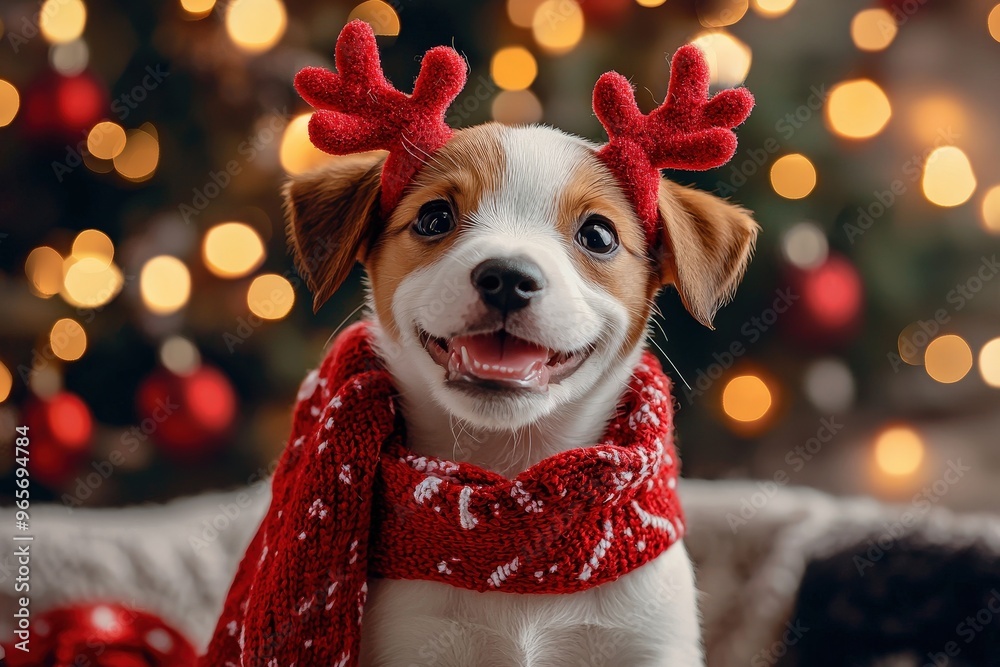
[136,365,236,461]
[21,72,107,142]
[2,603,196,667]
[784,253,864,346]
[24,391,93,488]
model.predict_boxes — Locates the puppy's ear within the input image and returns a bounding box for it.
[284,151,386,311]
[655,180,759,328]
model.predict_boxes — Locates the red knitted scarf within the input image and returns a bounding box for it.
[201,322,684,667]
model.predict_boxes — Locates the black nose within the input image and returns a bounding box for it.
[471,257,546,312]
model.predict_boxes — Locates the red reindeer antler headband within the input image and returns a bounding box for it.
[295,20,754,243]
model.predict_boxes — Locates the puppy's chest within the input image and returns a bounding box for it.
[359,548,694,667]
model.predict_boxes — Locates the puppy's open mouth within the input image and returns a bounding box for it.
[418,329,591,392]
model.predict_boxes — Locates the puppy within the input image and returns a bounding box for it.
[284,122,758,666]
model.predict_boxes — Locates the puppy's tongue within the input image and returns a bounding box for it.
[447,332,551,390]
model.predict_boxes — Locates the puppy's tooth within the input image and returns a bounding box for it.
[461,346,471,369]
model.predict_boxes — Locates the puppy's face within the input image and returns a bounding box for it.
[286,123,757,429]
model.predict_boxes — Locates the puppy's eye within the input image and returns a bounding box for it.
[576,216,619,255]
[413,200,456,237]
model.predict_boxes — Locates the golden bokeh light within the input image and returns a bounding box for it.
[508,0,545,27]
[924,334,973,384]
[532,0,585,55]
[979,338,1000,388]
[279,114,334,175]
[491,90,544,125]
[160,336,201,376]
[226,0,287,53]
[30,365,62,399]
[40,0,87,44]
[72,229,114,267]
[989,4,1000,42]
[874,426,924,477]
[348,0,401,36]
[690,30,752,87]
[636,0,667,6]
[825,79,892,140]
[850,8,897,51]
[921,146,976,208]
[698,0,749,28]
[0,360,12,403]
[25,246,64,297]
[181,0,216,18]
[770,153,816,200]
[980,185,1000,234]
[141,256,191,315]
[247,274,295,320]
[0,79,20,127]
[61,257,124,308]
[202,222,266,278]
[722,375,772,422]
[113,129,159,181]
[87,122,127,160]
[908,95,967,147]
[750,0,795,18]
[49,318,87,362]
[491,46,538,91]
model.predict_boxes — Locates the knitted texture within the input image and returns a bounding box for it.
[593,45,755,243]
[293,20,467,217]
[201,322,685,667]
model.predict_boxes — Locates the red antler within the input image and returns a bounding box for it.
[593,45,754,240]
[294,20,467,215]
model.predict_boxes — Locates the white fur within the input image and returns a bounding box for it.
[361,126,705,666]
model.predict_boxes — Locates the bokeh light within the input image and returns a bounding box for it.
[202,222,266,278]
[50,38,90,76]
[49,318,87,362]
[800,255,862,331]
[636,0,667,6]
[850,8,897,51]
[61,257,124,308]
[781,222,828,270]
[722,375,772,422]
[180,0,216,18]
[508,0,546,27]
[25,246,64,297]
[0,361,12,403]
[225,0,287,53]
[770,153,816,200]
[921,146,976,207]
[247,274,295,320]
[908,95,967,146]
[698,0,749,27]
[160,336,201,376]
[491,47,538,91]
[979,186,1000,235]
[0,79,19,127]
[40,0,87,44]
[72,229,114,267]
[874,426,924,477]
[492,90,544,125]
[924,334,973,384]
[750,0,795,18]
[897,322,932,366]
[87,122,127,160]
[825,79,892,139]
[979,338,1000,388]
[804,358,855,413]
[348,0,401,36]
[113,129,159,181]
[141,256,191,315]
[532,0,585,55]
[279,114,334,175]
[690,30,752,87]
[989,4,1000,42]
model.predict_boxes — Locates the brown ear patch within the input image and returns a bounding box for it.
[656,180,759,328]
[283,151,386,311]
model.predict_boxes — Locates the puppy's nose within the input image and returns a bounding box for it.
[472,257,546,312]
